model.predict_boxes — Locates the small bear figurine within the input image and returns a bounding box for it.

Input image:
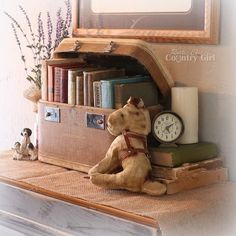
[88,97,167,196]
[13,128,38,161]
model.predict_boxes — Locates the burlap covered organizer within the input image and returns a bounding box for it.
[0,150,236,235]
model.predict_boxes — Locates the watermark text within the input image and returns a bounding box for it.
[165,49,216,63]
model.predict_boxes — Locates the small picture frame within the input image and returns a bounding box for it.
[72,0,220,44]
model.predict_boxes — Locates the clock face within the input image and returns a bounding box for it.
[152,111,184,144]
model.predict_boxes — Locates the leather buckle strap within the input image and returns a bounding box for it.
[119,131,149,162]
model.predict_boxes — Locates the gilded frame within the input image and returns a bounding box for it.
[72,0,220,44]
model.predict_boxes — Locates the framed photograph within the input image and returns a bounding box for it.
[72,0,220,44]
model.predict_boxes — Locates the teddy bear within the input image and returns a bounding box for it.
[88,97,167,196]
[13,128,38,161]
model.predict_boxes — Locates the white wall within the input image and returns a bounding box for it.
[0,0,67,150]
[152,0,236,180]
[1,1,236,180]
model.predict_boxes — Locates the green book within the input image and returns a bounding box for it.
[150,142,218,167]
[114,81,159,109]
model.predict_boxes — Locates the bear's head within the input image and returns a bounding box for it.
[107,97,151,136]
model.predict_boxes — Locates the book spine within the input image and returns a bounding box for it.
[114,81,158,109]
[41,60,48,101]
[114,84,123,109]
[101,76,150,109]
[88,77,95,107]
[151,158,223,180]
[101,81,113,108]
[88,68,125,107]
[87,74,94,107]
[68,71,76,105]
[60,69,68,103]
[155,168,228,195]
[54,67,61,102]
[47,65,54,102]
[172,144,218,167]
[93,81,102,107]
[76,76,84,105]
[152,166,178,180]
[83,72,89,106]
[150,143,218,167]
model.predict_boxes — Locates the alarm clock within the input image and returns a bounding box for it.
[152,111,184,144]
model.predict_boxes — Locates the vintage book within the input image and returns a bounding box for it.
[151,157,223,180]
[58,66,85,103]
[74,67,101,105]
[47,65,54,102]
[94,76,132,108]
[54,67,62,102]
[68,68,85,105]
[153,167,228,194]
[58,65,84,103]
[83,68,105,106]
[47,63,83,102]
[83,68,125,106]
[101,75,150,109]
[114,81,158,109]
[60,68,70,103]
[150,142,218,167]
[93,81,102,107]
[41,60,48,101]
[76,75,84,105]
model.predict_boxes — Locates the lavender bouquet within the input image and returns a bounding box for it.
[4,0,72,90]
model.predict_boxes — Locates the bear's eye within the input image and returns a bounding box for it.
[135,112,140,116]
[120,113,124,118]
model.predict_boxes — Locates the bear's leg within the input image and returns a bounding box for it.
[141,180,167,196]
[89,158,119,175]
[89,146,119,175]
[90,170,141,192]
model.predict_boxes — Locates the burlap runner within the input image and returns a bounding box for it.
[0,150,67,180]
[1,151,236,235]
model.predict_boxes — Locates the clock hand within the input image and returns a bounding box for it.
[166,123,175,129]
[165,126,170,133]
[165,123,175,133]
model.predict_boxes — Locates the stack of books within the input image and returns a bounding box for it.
[42,63,160,108]
[150,142,228,194]
[97,75,158,109]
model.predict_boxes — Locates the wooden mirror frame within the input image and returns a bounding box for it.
[72,0,220,44]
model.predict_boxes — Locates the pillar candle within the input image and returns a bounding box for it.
[171,87,198,144]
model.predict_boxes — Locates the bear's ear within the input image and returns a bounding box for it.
[127,97,145,108]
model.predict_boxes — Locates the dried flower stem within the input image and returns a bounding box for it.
[4,0,72,89]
